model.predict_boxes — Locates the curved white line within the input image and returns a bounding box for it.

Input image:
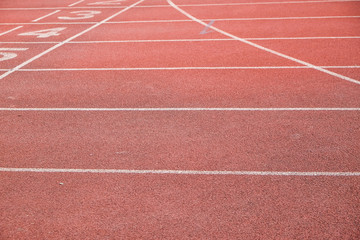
[167,0,360,86]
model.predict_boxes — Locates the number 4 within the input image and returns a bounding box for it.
[18,28,66,38]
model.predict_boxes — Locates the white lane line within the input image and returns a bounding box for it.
[12,66,360,71]
[0,48,28,51]
[0,7,127,10]
[1,167,359,176]
[0,66,359,71]
[2,36,360,44]
[153,0,360,7]
[167,0,360,86]
[0,22,97,25]
[0,42,59,44]
[0,0,358,9]
[32,10,61,22]
[0,26,23,36]
[1,108,359,111]
[106,15,360,23]
[68,0,85,7]
[0,16,359,25]
[0,0,145,80]
[248,36,360,40]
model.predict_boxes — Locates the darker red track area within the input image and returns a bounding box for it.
[1,111,360,171]
[1,173,359,239]
[1,69,360,108]
[1,0,360,239]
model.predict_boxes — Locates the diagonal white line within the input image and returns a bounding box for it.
[167,0,360,86]
[0,0,145,80]
[68,0,85,7]
[0,26,23,36]
[1,66,360,71]
[1,167,359,176]
[32,10,61,22]
[2,36,360,44]
[11,66,360,71]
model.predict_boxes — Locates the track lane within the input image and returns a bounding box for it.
[0,43,57,69]
[0,0,77,8]
[181,1,360,19]
[214,18,360,38]
[76,21,225,41]
[1,111,359,172]
[0,24,92,42]
[1,69,360,108]
[22,41,299,69]
[1,172,359,239]
[0,10,65,23]
[75,0,145,7]
[145,0,360,5]
[331,68,360,79]
[254,38,360,66]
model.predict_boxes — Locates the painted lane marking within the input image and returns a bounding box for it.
[0,26,23,36]
[200,20,215,34]
[0,16,359,25]
[1,66,360,71]
[58,10,102,20]
[1,108,359,111]
[1,167,359,176]
[167,0,360,86]
[155,0,360,7]
[0,0,145,80]
[68,0,85,7]
[0,22,97,25]
[0,0,359,10]
[0,48,28,51]
[1,66,359,71]
[10,66,360,71]
[88,0,127,5]
[0,48,28,62]
[18,28,67,38]
[32,10,61,22]
[2,36,360,44]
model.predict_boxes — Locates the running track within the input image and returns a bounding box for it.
[0,0,360,239]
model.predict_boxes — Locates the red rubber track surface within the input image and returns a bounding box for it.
[0,0,360,239]
[1,111,360,171]
[1,173,359,239]
[1,70,360,108]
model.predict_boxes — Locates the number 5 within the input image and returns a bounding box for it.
[0,48,28,62]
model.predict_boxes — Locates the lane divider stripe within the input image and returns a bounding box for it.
[1,108,359,111]
[1,167,359,176]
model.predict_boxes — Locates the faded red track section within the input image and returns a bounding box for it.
[1,0,360,239]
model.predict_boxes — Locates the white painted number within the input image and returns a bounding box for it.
[58,11,101,20]
[88,0,126,5]
[18,28,66,38]
[0,48,28,62]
